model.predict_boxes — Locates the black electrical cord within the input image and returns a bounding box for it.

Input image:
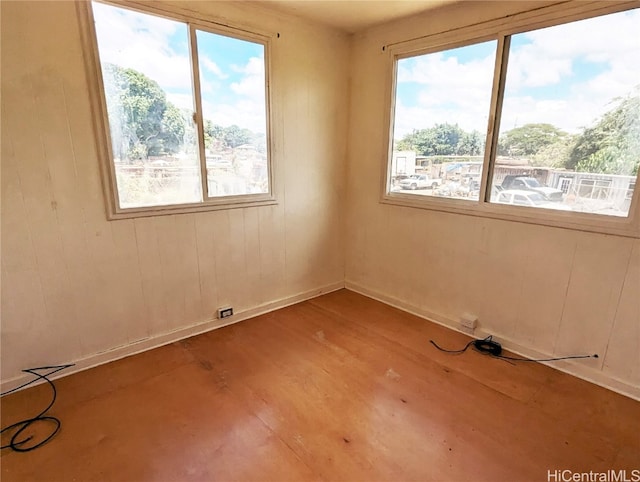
[430,335,598,362]
[429,338,475,354]
[1,364,74,452]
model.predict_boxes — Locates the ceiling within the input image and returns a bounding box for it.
[254,0,458,33]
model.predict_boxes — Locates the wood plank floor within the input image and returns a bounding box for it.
[2,289,639,481]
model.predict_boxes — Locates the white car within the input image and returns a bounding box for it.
[495,190,572,211]
[399,174,441,190]
[500,175,564,201]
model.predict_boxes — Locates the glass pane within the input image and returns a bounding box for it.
[195,30,269,197]
[491,9,640,217]
[390,41,497,200]
[92,2,202,208]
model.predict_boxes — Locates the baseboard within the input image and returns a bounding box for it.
[1,281,345,394]
[345,280,640,402]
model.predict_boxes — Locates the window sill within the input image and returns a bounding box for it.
[106,195,278,220]
[380,192,640,238]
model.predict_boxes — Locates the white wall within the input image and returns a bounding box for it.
[1,1,348,384]
[345,1,639,398]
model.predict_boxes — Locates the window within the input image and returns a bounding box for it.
[558,177,572,194]
[577,179,612,199]
[84,1,273,217]
[385,5,640,235]
[390,41,496,200]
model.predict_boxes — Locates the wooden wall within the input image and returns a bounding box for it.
[1,1,348,384]
[345,1,639,398]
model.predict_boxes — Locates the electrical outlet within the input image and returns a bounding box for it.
[460,313,478,330]
[218,307,233,319]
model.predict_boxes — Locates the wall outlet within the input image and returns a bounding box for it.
[460,313,478,330]
[217,307,233,319]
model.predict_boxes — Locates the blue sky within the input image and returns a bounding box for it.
[92,1,267,133]
[394,8,640,138]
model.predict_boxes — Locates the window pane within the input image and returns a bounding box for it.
[390,41,497,200]
[93,2,202,208]
[491,9,640,217]
[196,30,269,197]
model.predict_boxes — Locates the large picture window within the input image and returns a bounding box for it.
[386,5,640,234]
[85,1,273,217]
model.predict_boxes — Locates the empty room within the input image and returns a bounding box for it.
[1,0,639,480]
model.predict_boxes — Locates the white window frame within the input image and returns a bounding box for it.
[77,0,277,219]
[381,1,640,238]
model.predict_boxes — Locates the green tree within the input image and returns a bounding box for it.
[498,123,568,157]
[531,134,577,168]
[395,123,466,156]
[103,63,185,160]
[429,123,464,155]
[568,90,640,175]
[161,103,186,154]
[413,129,438,155]
[222,125,253,148]
[204,120,225,151]
[456,130,484,156]
[395,130,419,151]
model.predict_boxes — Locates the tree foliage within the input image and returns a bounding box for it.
[530,134,577,168]
[568,91,640,175]
[104,64,265,161]
[104,63,185,160]
[204,122,265,152]
[203,120,223,149]
[396,123,484,156]
[222,125,253,148]
[498,123,568,157]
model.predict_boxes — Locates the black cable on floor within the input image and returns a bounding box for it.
[430,335,597,363]
[1,364,74,452]
[429,338,475,354]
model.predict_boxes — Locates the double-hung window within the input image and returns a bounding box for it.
[385,3,640,236]
[81,1,274,218]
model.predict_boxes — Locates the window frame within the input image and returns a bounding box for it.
[78,0,277,220]
[381,1,640,238]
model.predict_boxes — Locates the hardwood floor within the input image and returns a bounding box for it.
[2,289,639,481]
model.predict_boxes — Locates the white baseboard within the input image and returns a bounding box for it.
[1,282,345,394]
[6,279,637,402]
[345,280,640,402]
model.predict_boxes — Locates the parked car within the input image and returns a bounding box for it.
[399,174,442,190]
[495,189,572,211]
[500,175,564,201]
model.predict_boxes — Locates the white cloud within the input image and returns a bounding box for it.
[499,10,640,133]
[200,57,228,79]
[394,9,640,137]
[166,93,195,111]
[507,49,572,88]
[230,57,266,99]
[167,94,266,133]
[191,57,267,132]
[394,48,495,136]
[522,10,639,63]
[506,10,640,95]
[394,99,491,137]
[398,49,496,92]
[93,2,193,91]
[201,99,267,133]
